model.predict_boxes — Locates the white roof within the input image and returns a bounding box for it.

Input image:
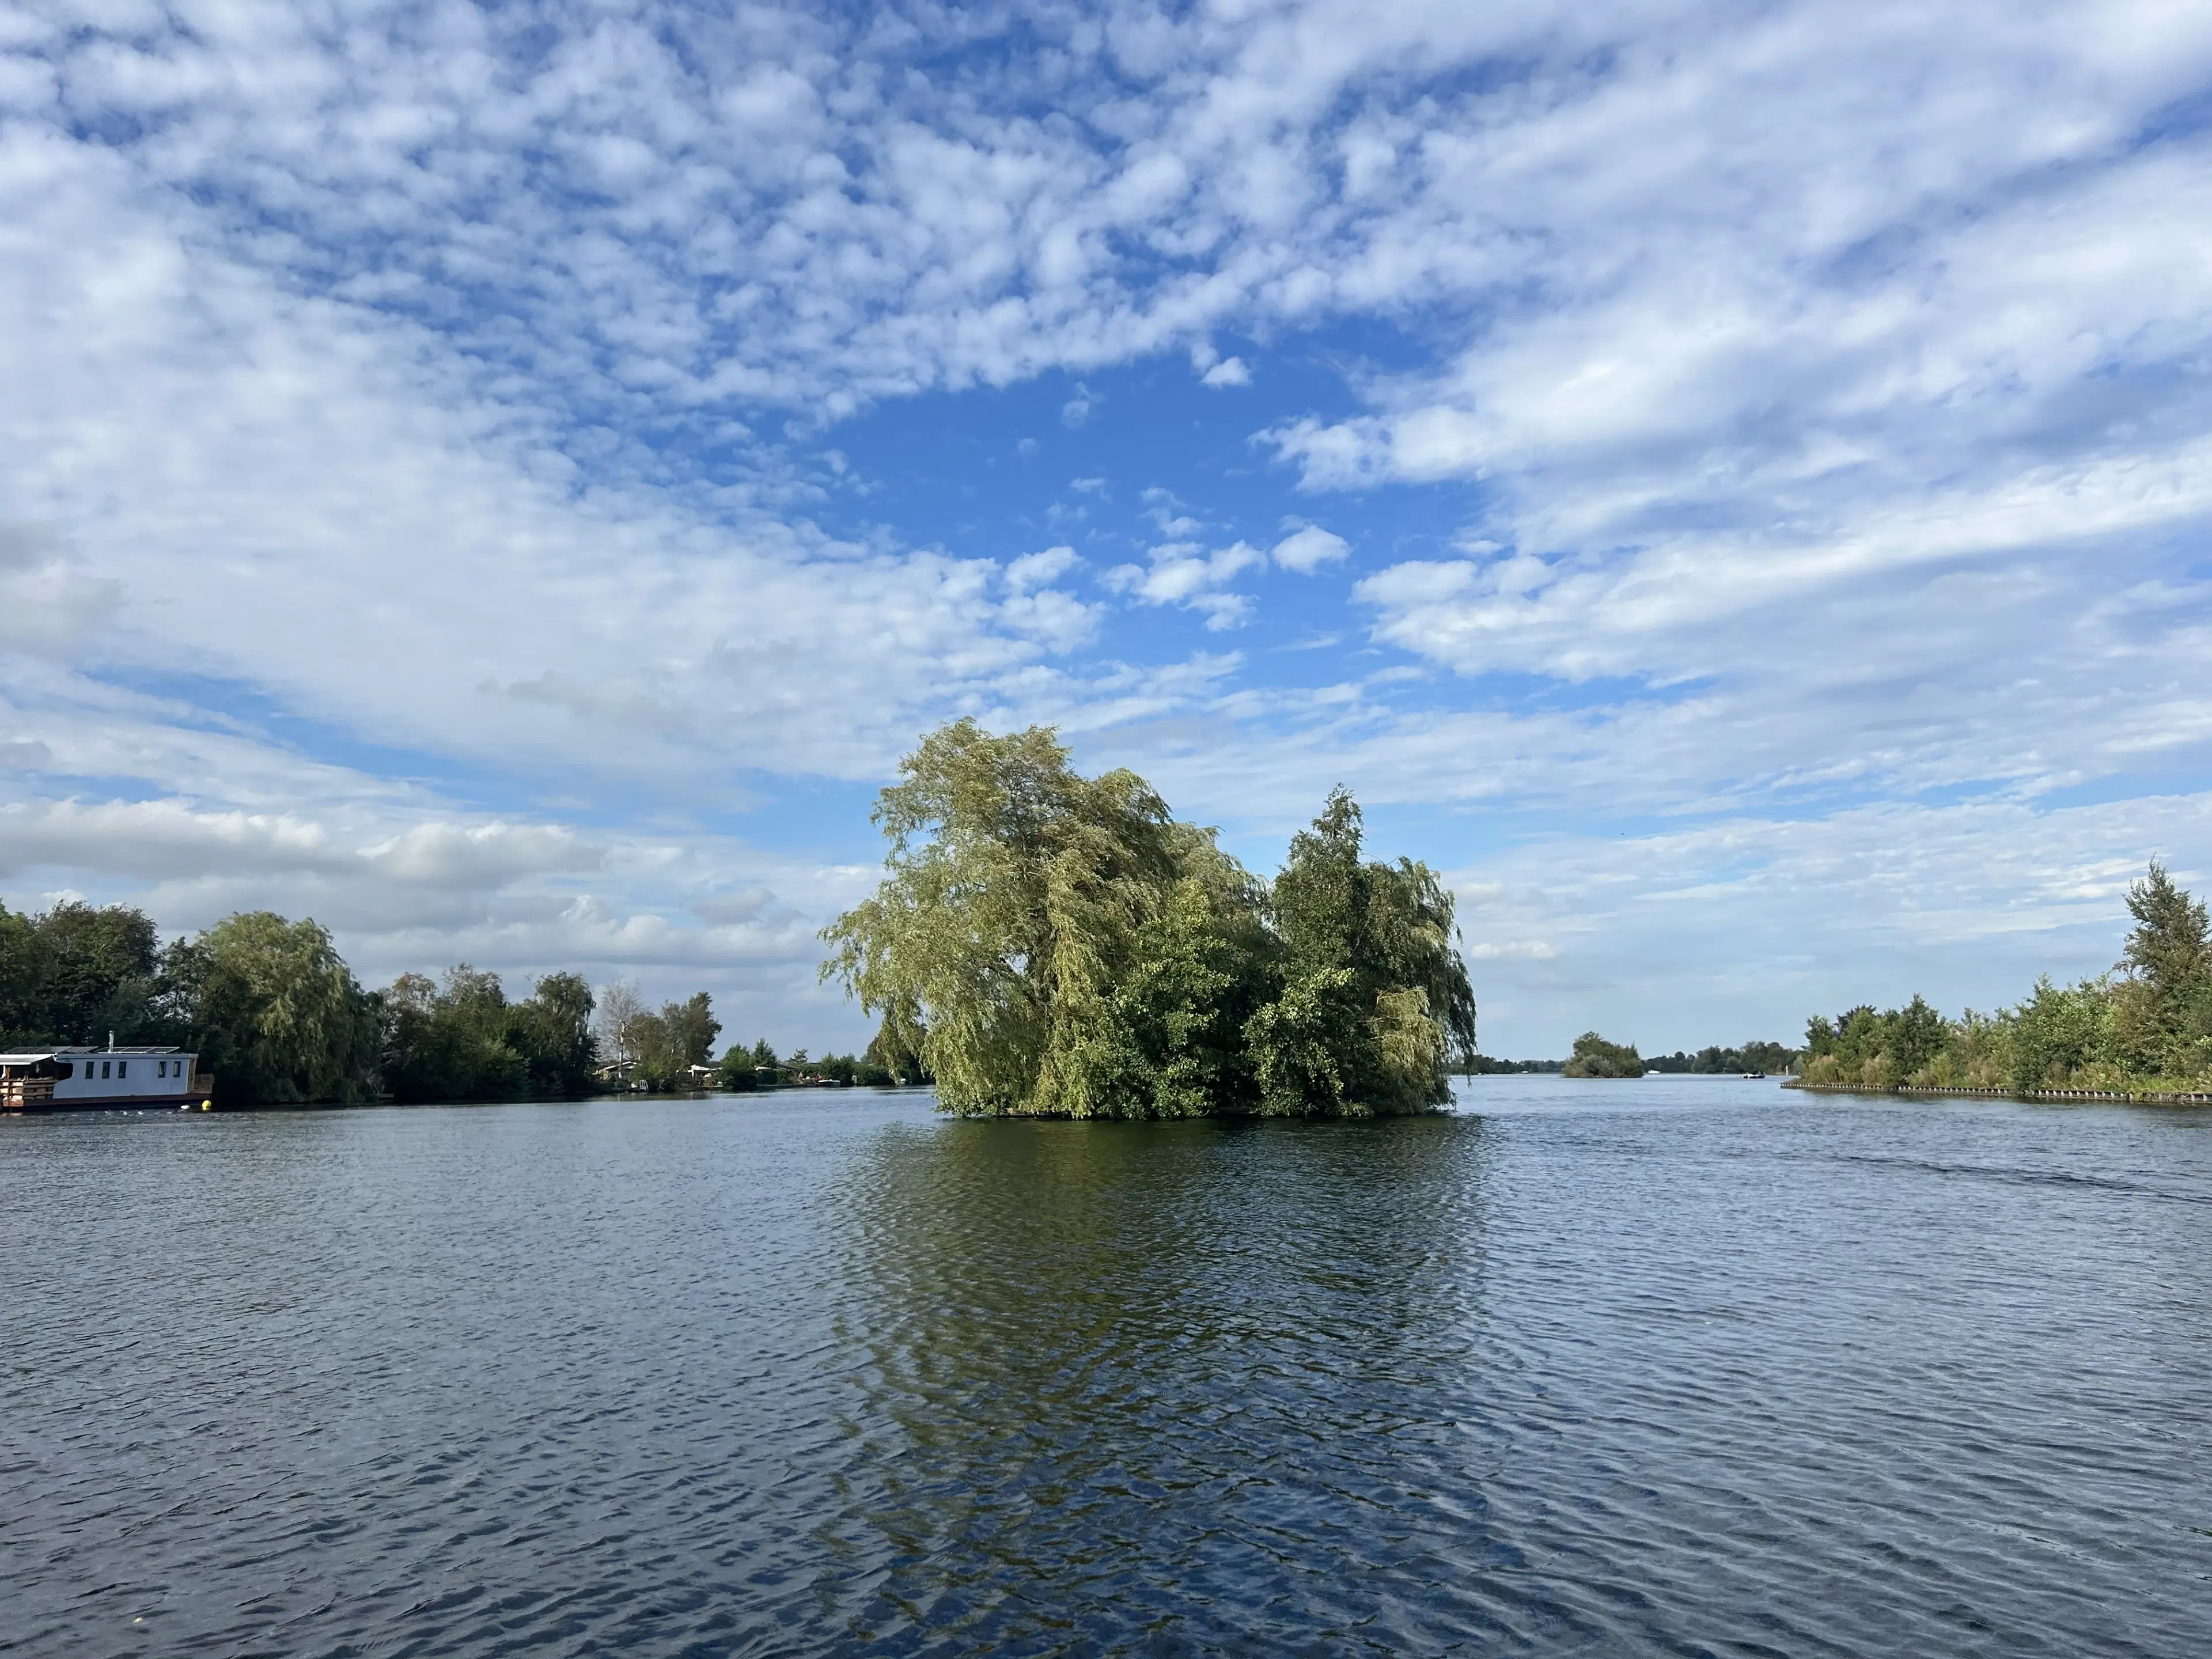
[0,1046,188,1063]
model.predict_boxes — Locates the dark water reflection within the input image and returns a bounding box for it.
[3,1081,2207,1655]
[831,1116,1493,1650]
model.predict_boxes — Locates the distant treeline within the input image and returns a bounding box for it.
[1461,1038,1797,1077]
[0,901,910,1108]
[1646,1041,1798,1074]
[1802,862,2212,1095]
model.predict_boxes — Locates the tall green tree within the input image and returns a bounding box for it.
[631,992,720,1088]
[2113,860,2212,1077]
[514,972,598,1095]
[0,902,35,1042]
[0,900,164,1044]
[821,719,1272,1116]
[380,965,531,1101]
[1245,789,1478,1115]
[168,912,380,1105]
[717,1043,762,1090]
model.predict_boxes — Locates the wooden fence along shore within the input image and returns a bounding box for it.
[1783,1081,2212,1105]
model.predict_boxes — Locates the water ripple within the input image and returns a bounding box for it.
[2,1081,2208,1655]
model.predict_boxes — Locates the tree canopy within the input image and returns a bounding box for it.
[0,900,163,1046]
[380,965,601,1102]
[166,912,382,1106]
[821,719,1477,1118]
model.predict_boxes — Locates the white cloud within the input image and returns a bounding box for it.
[5,0,2212,1050]
[1006,546,1081,592]
[1104,541,1268,630]
[1436,791,2212,1055]
[1271,525,1350,573]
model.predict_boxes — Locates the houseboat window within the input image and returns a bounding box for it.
[118,1060,127,1078]
[160,1060,169,1077]
[101,1060,111,1078]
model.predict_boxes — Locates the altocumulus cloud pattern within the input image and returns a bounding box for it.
[2,0,2210,1051]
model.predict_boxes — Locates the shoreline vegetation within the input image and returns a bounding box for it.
[822,719,1478,1119]
[1797,862,2212,1099]
[0,903,921,1109]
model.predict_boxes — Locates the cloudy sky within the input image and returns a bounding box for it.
[5,0,2210,1056]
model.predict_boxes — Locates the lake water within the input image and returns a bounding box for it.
[4,1077,2209,1656]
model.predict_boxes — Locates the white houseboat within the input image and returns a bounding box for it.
[0,1046,210,1112]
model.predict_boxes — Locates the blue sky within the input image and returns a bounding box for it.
[4,0,2211,1055]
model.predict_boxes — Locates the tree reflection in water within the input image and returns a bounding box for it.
[819,1112,1498,1650]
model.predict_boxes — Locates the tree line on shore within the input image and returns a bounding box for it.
[822,719,1479,1118]
[1801,862,2212,1094]
[0,902,914,1107]
[1460,1036,1800,1076]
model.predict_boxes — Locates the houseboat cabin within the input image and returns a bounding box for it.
[0,1047,209,1111]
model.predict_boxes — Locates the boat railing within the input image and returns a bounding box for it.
[2,1077,57,1111]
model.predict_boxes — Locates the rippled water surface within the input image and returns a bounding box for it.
[5,1079,2210,1656]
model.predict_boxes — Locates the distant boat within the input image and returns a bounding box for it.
[1741,1071,1766,1079]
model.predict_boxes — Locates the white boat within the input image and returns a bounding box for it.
[0,1046,209,1112]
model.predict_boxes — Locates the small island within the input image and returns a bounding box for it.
[821,719,1478,1118]
[1561,1032,1645,1077]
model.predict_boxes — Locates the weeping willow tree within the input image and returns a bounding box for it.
[1250,787,1480,1115]
[165,912,381,1106]
[821,721,1477,1119]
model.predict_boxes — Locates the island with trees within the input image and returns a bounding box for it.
[1560,1032,1645,1077]
[821,719,1479,1118]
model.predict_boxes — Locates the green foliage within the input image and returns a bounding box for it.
[2110,860,2212,1080]
[378,966,599,1103]
[1562,1032,1644,1077]
[2006,976,2116,1092]
[717,1044,761,1090]
[515,972,599,1096]
[1801,995,1947,1090]
[0,900,164,1046]
[1247,788,1478,1116]
[862,1021,927,1084]
[823,721,1477,1119]
[629,991,721,1089]
[167,912,381,1106]
[1801,862,2212,1095]
[745,1037,782,1085]
[381,967,521,1102]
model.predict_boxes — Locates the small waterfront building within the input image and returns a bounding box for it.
[0,1046,209,1112]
